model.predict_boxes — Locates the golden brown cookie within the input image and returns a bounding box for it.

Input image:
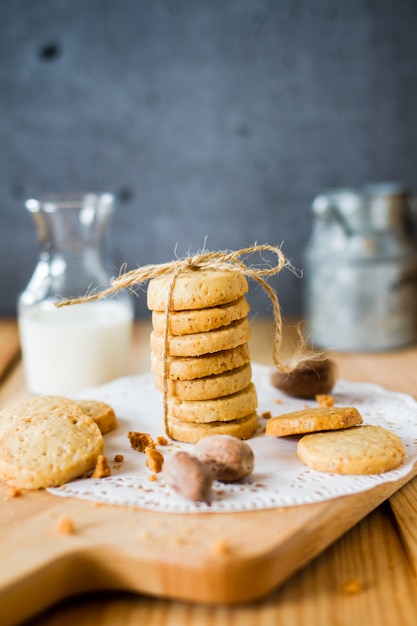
[297,425,405,474]
[265,406,363,437]
[152,296,250,336]
[147,268,248,311]
[167,382,258,423]
[167,412,259,443]
[155,363,252,401]
[151,343,251,380]
[76,399,117,435]
[0,407,103,489]
[0,395,86,438]
[150,317,250,357]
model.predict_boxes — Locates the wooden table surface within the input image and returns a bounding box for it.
[1,317,417,626]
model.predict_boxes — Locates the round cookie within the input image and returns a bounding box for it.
[0,395,88,438]
[0,409,104,489]
[151,343,251,381]
[297,425,405,475]
[151,296,250,336]
[155,363,252,400]
[151,317,250,357]
[147,268,248,311]
[76,399,117,435]
[167,412,259,443]
[167,383,257,423]
[265,406,363,437]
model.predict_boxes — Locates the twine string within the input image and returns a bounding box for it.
[162,266,181,436]
[56,245,290,307]
[56,244,300,436]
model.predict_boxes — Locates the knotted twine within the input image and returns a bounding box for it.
[57,244,301,436]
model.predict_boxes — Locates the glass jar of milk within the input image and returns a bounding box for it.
[18,193,134,395]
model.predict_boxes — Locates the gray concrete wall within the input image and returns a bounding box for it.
[1,0,417,318]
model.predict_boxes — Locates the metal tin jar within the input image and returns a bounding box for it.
[304,184,417,351]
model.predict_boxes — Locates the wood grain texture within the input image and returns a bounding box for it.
[1,318,417,625]
[389,477,417,579]
[0,318,20,382]
[1,470,416,626]
[25,503,417,626]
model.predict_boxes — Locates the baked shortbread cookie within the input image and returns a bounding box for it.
[155,363,252,401]
[148,266,256,443]
[167,382,257,423]
[76,399,117,435]
[152,296,250,336]
[147,268,248,311]
[151,317,250,357]
[0,395,87,438]
[0,406,103,489]
[151,343,251,381]
[265,406,363,437]
[167,412,259,443]
[297,425,405,475]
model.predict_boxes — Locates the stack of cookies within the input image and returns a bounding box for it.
[147,268,259,443]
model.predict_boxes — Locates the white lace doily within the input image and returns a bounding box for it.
[48,363,417,513]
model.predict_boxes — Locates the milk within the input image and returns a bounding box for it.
[19,300,133,395]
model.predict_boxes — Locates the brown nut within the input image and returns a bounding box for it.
[162,451,213,502]
[270,356,337,399]
[194,434,254,482]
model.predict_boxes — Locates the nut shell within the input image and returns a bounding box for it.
[162,451,213,501]
[270,356,337,399]
[195,434,254,482]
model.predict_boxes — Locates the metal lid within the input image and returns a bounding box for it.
[312,183,411,234]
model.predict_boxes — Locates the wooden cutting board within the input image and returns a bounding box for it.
[2,319,417,625]
[1,466,417,626]
[0,320,20,381]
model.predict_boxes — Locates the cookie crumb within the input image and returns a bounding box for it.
[92,455,111,478]
[261,411,272,419]
[156,436,169,446]
[114,454,124,463]
[145,447,164,473]
[56,516,75,534]
[316,394,335,407]
[128,431,155,452]
[211,539,231,555]
[148,473,157,482]
[342,579,362,595]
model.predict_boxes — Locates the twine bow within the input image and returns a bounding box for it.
[57,244,301,435]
